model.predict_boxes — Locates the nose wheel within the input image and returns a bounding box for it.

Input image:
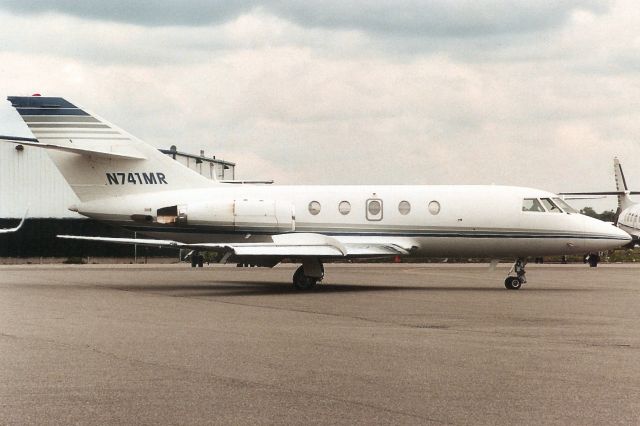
[504,276,523,290]
[504,258,527,290]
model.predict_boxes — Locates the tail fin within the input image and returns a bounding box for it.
[4,96,215,202]
[613,157,635,211]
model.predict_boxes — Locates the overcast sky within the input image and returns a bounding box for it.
[1,0,639,211]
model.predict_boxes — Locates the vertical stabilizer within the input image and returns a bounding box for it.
[6,96,216,202]
[613,158,634,211]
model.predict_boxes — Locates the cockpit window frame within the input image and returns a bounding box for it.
[552,197,578,214]
[540,198,563,213]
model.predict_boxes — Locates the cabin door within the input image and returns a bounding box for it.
[366,198,383,221]
[234,199,295,232]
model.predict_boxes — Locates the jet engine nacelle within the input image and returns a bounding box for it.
[155,199,295,232]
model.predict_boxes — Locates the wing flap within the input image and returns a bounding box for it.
[342,243,410,256]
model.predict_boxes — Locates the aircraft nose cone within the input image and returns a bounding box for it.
[583,216,631,251]
[612,226,633,245]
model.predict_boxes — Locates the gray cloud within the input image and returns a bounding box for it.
[270,1,611,37]
[0,0,256,26]
[0,1,611,37]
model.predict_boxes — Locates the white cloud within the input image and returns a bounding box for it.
[0,1,639,215]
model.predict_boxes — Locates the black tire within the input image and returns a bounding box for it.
[504,277,522,290]
[197,255,204,268]
[191,255,197,268]
[293,266,317,290]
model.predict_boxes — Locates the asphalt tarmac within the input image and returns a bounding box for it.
[0,263,638,425]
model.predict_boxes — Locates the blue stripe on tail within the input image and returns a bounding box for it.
[7,96,88,116]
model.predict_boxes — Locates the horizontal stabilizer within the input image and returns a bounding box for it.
[559,191,640,196]
[0,135,146,160]
[561,196,606,200]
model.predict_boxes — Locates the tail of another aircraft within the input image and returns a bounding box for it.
[559,157,638,221]
[1,96,215,202]
[613,158,635,211]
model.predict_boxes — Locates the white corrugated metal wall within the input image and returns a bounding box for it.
[0,143,81,218]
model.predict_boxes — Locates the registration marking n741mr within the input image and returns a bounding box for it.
[106,172,167,185]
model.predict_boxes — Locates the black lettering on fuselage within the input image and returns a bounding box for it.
[106,173,119,185]
[106,172,168,185]
[142,172,157,184]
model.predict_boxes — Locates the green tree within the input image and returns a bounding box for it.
[580,207,617,222]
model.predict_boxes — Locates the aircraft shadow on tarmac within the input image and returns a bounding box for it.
[108,281,590,297]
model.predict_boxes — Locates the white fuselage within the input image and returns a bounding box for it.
[73,184,630,258]
[617,203,640,240]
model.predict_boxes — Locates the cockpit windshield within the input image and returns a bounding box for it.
[540,198,562,213]
[552,197,578,214]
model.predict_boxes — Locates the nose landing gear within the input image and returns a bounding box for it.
[504,258,527,290]
[189,251,204,268]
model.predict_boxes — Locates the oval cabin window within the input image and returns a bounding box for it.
[398,201,411,215]
[428,200,441,215]
[308,201,321,215]
[338,201,351,215]
[368,200,382,215]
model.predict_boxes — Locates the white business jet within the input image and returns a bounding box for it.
[561,158,639,246]
[0,96,631,290]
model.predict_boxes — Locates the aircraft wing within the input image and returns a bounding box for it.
[57,233,411,259]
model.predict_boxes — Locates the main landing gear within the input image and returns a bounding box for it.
[293,258,325,290]
[504,258,527,290]
[190,251,204,268]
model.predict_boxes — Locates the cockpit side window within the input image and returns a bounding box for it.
[540,198,562,213]
[522,198,545,212]
[552,197,578,214]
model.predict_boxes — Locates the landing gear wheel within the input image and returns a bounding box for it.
[504,257,527,290]
[191,254,204,267]
[504,276,522,290]
[293,266,318,290]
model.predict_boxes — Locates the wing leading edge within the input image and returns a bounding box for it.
[57,233,411,259]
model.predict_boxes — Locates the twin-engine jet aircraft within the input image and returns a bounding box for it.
[0,95,631,289]
[561,158,640,246]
